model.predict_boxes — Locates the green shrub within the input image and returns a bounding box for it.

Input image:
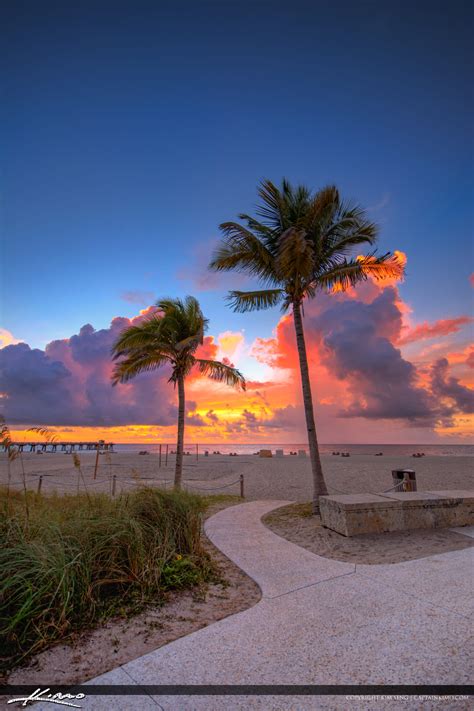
[0,486,212,671]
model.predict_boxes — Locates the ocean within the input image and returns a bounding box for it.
[111,443,474,457]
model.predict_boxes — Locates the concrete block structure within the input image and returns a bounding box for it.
[320,490,474,536]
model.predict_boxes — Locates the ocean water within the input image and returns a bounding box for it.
[112,443,474,457]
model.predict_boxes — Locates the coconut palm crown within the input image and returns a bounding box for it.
[111,296,245,488]
[209,179,404,512]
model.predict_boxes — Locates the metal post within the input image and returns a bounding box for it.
[112,474,117,497]
[159,444,162,468]
[240,473,244,498]
[93,444,100,480]
[165,444,169,466]
[37,475,43,494]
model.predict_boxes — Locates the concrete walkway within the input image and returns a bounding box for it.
[36,501,473,710]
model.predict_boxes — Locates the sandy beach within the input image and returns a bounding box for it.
[2,450,472,501]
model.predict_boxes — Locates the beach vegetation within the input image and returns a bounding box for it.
[0,486,215,671]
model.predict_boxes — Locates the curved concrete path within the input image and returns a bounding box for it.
[35,501,473,710]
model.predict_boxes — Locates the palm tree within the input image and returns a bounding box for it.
[209,179,404,513]
[111,296,245,489]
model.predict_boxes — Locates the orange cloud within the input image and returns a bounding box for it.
[217,330,245,363]
[0,328,22,349]
[398,316,473,346]
[4,247,472,444]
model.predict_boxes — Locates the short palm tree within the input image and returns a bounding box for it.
[209,179,404,513]
[111,296,245,489]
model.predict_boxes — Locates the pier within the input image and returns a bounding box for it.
[3,441,115,453]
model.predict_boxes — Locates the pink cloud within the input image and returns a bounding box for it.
[398,316,473,345]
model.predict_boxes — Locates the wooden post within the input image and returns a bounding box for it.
[196,443,198,461]
[240,473,244,498]
[112,474,117,497]
[165,444,169,466]
[159,444,162,468]
[93,444,100,480]
[37,476,43,494]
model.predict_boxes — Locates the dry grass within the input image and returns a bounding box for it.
[0,486,217,672]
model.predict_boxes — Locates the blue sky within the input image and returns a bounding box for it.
[2,0,473,349]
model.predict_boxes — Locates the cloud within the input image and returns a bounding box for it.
[186,412,206,426]
[430,358,474,414]
[0,343,75,424]
[398,316,473,345]
[466,347,474,369]
[2,253,472,442]
[217,331,245,363]
[0,328,22,349]
[0,313,177,426]
[251,274,471,430]
[306,288,437,422]
[120,290,155,305]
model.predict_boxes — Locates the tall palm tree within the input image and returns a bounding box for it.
[111,296,245,489]
[209,179,404,513]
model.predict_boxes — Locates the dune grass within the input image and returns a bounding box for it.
[0,486,216,671]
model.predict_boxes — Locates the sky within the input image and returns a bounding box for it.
[1,0,473,444]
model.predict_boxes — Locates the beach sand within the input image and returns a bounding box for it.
[2,450,472,500]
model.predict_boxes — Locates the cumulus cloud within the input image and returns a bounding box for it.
[217,331,245,363]
[430,358,474,414]
[0,328,22,349]
[2,265,471,439]
[306,288,437,422]
[251,280,471,430]
[0,313,177,426]
[186,412,207,426]
[0,343,75,424]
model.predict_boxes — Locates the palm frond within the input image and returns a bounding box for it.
[321,201,379,255]
[227,288,284,313]
[355,252,405,280]
[315,252,404,292]
[111,295,244,396]
[255,178,287,229]
[111,351,171,385]
[210,225,278,284]
[275,228,314,283]
[195,359,246,390]
[28,426,59,443]
[111,318,165,357]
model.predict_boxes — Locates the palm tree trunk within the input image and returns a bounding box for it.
[292,300,328,513]
[175,372,185,490]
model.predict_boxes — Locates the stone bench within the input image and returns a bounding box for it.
[319,490,474,537]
